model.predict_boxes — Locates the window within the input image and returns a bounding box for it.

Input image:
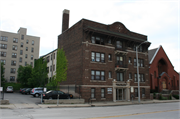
[25,54,28,58]
[142,88,145,98]
[129,73,132,79]
[0,44,7,49]
[134,58,137,66]
[11,60,16,66]
[26,39,29,44]
[133,44,136,51]
[91,52,105,63]
[21,35,24,40]
[129,57,131,63]
[108,54,112,61]
[21,42,23,47]
[1,59,6,65]
[117,56,123,65]
[91,70,105,80]
[139,45,143,52]
[91,36,104,45]
[108,39,111,44]
[46,56,49,62]
[101,88,105,98]
[12,45,17,51]
[0,51,6,57]
[31,48,34,52]
[91,88,95,98]
[26,47,28,51]
[32,40,34,45]
[135,88,138,97]
[10,76,15,81]
[13,38,18,43]
[139,59,144,67]
[30,62,33,66]
[31,55,33,60]
[134,74,137,82]
[25,62,27,66]
[109,71,112,78]
[50,66,52,71]
[1,36,8,41]
[134,74,145,82]
[19,57,22,62]
[54,53,55,59]
[12,53,17,58]
[20,50,23,55]
[154,71,156,78]
[53,65,55,71]
[51,54,52,60]
[10,68,16,73]
[117,72,124,81]
[116,41,122,49]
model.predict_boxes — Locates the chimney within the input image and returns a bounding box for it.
[62,9,70,33]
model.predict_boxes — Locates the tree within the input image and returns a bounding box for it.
[17,65,32,87]
[28,57,48,87]
[1,62,5,86]
[55,48,68,88]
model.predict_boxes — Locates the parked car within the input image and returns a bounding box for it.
[31,87,43,97]
[43,90,73,99]
[6,86,13,93]
[20,88,27,93]
[22,88,32,95]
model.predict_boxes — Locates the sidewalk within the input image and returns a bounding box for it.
[0,99,179,109]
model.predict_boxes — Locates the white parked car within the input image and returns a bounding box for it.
[6,86,13,93]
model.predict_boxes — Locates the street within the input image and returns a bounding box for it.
[0,102,179,119]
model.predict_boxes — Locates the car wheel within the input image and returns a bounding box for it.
[35,93,39,97]
[49,97,52,100]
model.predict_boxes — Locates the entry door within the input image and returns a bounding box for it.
[116,89,123,100]
[162,81,166,89]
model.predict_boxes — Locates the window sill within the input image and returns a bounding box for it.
[91,98,96,100]
[107,43,112,45]
[108,61,112,62]
[134,82,146,83]
[128,63,132,65]
[90,61,106,64]
[90,80,106,82]
[101,98,106,100]
[108,78,113,80]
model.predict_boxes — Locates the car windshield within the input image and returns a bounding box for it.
[46,90,52,94]
[8,87,13,89]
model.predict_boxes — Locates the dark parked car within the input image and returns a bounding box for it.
[22,88,32,95]
[43,90,73,99]
[20,88,27,93]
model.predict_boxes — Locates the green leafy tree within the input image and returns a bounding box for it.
[1,62,5,86]
[17,65,32,87]
[28,57,48,87]
[55,48,68,88]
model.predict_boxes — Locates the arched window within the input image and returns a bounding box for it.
[158,59,167,75]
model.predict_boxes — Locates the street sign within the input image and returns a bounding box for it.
[131,87,134,93]
[0,87,3,91]
[44,88,47,92]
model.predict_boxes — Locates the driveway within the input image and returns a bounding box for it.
[3,92,41,104]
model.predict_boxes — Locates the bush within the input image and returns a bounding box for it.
[3,82,24,91]
[173,95,179,99]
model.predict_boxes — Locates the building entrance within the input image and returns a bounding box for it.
[116,89,125,100]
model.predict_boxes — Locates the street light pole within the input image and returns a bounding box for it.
[136,41,148,103]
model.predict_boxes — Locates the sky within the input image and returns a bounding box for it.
[0,0,179,72]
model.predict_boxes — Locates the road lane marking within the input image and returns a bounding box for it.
[86,109,180,119]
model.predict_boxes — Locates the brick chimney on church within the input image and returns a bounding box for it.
[62,9,70,33]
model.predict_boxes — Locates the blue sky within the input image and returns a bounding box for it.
[0,0,179,72]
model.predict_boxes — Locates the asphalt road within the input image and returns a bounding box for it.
[3,92,41,104]
[0,102,179,119]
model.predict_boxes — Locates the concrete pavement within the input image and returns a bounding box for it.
[0,99,179,109]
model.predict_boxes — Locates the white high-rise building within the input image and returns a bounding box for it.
[0,27,40,82]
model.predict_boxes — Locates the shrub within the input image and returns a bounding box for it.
[3,82,24,91]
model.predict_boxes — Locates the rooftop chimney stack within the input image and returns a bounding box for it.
[62,9,70,33]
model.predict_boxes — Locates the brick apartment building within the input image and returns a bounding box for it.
[149,45,179,92]
[58,9,151,102]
